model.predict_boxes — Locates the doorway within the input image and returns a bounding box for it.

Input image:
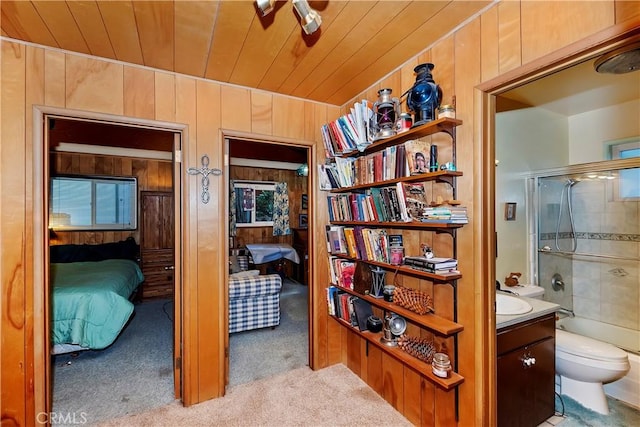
[34,107,185,424]
[225,136,312,388]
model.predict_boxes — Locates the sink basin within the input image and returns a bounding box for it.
[496,293,533,315]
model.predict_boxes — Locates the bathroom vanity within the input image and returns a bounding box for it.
[496,294,560,427]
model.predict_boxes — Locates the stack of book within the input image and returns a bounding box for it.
[326,287,374,332]
[403,256,459,274]
[422,205,468,224]
[320,100,374,158]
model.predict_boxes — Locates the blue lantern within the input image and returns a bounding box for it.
[406,63,442,127]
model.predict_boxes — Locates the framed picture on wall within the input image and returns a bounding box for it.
[504,202,517,221]
[301,194,308,210]
[299,214,308,228]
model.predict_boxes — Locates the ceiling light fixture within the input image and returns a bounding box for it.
[256,0,275,16]
[256,0,322,35]
[292,0,322,35]
[296,163,309,176]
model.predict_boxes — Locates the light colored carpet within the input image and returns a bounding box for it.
[97,364,412,427]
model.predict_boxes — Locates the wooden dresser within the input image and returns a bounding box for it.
[140,191,174,300]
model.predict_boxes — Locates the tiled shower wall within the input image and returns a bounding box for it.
[539,178,640,332]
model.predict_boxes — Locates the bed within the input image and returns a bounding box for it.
[50,238,144,354]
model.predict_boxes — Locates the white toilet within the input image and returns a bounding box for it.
[555,329,630,414]
[509,284,631,414]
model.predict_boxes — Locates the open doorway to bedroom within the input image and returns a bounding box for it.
[225,136,311,388]
[45,114,182,424]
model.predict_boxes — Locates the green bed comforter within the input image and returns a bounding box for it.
[51,259,144,350]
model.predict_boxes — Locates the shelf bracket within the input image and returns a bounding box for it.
[435,228,456,238]
[435,175,455,187]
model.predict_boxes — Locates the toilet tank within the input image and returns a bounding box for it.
[500,284,545,299]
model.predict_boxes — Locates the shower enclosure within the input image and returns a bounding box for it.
[529,158,640,354]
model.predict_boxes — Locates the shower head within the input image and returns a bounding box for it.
[566,178,579,187]
[594,42,640,74]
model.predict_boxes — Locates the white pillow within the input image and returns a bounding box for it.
[229,270,260,279]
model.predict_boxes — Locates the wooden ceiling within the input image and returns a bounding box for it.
[1,0,490,106]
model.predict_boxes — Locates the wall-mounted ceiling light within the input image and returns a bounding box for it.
[255,0,322,35]
[296,163,309,176]
[256,0,275,16]
[292,0,322,35]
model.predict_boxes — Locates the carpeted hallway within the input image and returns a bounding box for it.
[51,278,309,425]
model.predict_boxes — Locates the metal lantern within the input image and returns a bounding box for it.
[370,266,385,298]
[373,88,400,140]
[406,63,442,127]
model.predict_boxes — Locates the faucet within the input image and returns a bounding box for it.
[496,280,518,295]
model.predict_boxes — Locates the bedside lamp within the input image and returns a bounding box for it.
[406,63,442,127]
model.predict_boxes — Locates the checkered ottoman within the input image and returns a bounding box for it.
[229,273,282,333]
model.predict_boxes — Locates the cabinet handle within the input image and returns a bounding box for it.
[164,266,175,270]
[522,355,536,368]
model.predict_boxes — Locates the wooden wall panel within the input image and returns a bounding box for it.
[221,85,251,132]
[480,5,499,83]
[2,0,638,424]
[124,66,155,120]
[155,72,176,122]
[497,0,522,75]
[44,49,65,107]
[193,77,223,402]
[250,91,273,135]
[521,1,614,64]
[1,40,27,427]
[453,16,483,426]
[65,55,124,115]
[25,43,46,420]
[616,0,640,23]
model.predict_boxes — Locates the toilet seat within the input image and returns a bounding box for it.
[556,329,628,363]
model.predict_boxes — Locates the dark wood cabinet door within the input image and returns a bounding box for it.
[497,337,555,427]
[141,191,174,250]
[141,191,174,300]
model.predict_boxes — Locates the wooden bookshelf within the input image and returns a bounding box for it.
[338,117,463,158]
[328,220,465,231]
[333,284,463,336]
[330,316,464,390]
[330,254,462,282]
[329,170,463,192]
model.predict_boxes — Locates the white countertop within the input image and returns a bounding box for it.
[496,292,560,330]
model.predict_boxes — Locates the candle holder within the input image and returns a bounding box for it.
[370,266,385,298]
[406,63,442,127]
[373,88,400,140]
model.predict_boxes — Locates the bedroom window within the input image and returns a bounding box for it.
[50,176,137,230]
[233,181,275,227]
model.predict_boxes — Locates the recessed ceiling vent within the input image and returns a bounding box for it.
[594,42,640,74]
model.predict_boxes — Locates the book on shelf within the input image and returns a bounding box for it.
[352,297,374,331]
[404,256,458,270]
[402,182,430,221]
[326,286,373,331]
[326,225,348,255]
[423,205,469,224]
[320,100,374,159]
[388,234,403,247]
[405,139,431,175]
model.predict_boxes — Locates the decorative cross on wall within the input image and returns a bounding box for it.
[187,154,222,204]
